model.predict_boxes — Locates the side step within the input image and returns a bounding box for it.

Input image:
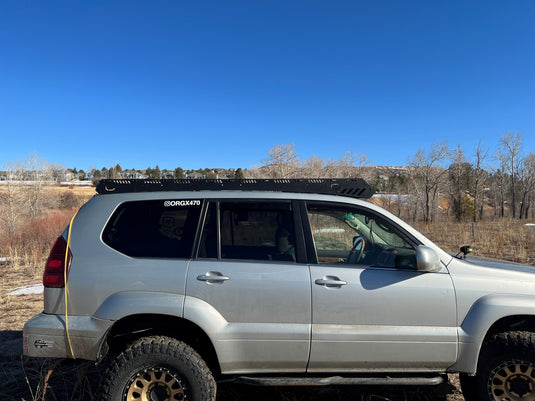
[235,375,444,387]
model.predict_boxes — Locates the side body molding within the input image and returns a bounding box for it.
[451,294,535,373]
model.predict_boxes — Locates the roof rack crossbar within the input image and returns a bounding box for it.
[95,178,375,199]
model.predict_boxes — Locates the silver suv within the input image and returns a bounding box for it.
[23,179,535,401]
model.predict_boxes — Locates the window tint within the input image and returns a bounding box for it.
[198,201,296,262]
[307,204,417,268]
[103,200,202,258]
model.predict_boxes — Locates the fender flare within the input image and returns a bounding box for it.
[93,291,185,321]
[451,294,535,373]
[93,292,228,365]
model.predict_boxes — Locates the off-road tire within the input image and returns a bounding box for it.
[99,336,216,401]
[461,331,535,401]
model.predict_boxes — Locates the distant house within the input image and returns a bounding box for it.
[125,170,147,179]
[162,170,174,179]
[186,172,205,179]
[113,169,144,179]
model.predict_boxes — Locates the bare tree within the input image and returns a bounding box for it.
[497,131,523,218]
[23,154,54,217]
[408,142,449,223]
[448,145,474,221]
[488,167,508,218]
[0,155,56,247]
[302,155,325,178]
[325,151,371,179]
[262,143,301,178]
[387,175,409,219]
[0,163,25,243]
[518,153,535,219]
[472,141,488,221]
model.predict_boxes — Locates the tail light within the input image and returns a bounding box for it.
[43,236,72,288]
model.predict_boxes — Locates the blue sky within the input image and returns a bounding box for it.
[1,1,533,171]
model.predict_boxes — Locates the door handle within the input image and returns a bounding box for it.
[197,271,230,284]
[315,276,347,288]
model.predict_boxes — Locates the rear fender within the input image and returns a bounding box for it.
[94,291,185,321]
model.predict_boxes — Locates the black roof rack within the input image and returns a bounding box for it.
[95,178,375,199]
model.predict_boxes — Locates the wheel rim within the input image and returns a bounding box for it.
[124,367,186,401]
[488,360,535,401]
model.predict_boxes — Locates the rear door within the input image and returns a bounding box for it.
[185,200,312,374]
[304,201,457,372]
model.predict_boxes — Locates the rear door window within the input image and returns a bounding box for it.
[103,199,202,258]
[198,201,297,262]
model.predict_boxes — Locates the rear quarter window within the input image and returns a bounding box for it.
[102,199,202,258]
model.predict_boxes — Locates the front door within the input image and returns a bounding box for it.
[305,202,457,372]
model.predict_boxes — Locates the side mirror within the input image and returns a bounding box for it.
[416,246,442,272]
[456,245,473,259]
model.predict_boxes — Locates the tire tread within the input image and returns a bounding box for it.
[99,335,216,401]
[461,330,535,401]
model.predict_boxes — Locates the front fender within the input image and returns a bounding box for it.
[450,294,535,373]
[93,291,184,321]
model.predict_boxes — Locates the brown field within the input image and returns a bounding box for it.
[1,186,532,400]
[415,220,535,266]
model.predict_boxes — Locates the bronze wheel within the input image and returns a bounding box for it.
[488,361,535,401]
[461,332,535,401]
[100,336,216,401]
[125,367,186,401]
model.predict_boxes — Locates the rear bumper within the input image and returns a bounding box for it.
[23,313,113,360]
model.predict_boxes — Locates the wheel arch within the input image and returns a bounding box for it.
[483,315,535,344]
[452,295,535,374]
[100,313,221,375]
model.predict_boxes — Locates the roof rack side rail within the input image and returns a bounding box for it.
[95,178,375,199]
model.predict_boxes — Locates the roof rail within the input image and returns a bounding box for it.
[95,178,375,199]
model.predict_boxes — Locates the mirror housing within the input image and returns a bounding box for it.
[416,246,442,272]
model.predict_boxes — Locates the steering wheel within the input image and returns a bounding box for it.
[347,236,365,265]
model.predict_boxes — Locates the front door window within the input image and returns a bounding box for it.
[307,204,417,268]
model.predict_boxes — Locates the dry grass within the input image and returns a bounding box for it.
[0,258,97,400]
[414,219,535,266]
[61,186,96,199]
